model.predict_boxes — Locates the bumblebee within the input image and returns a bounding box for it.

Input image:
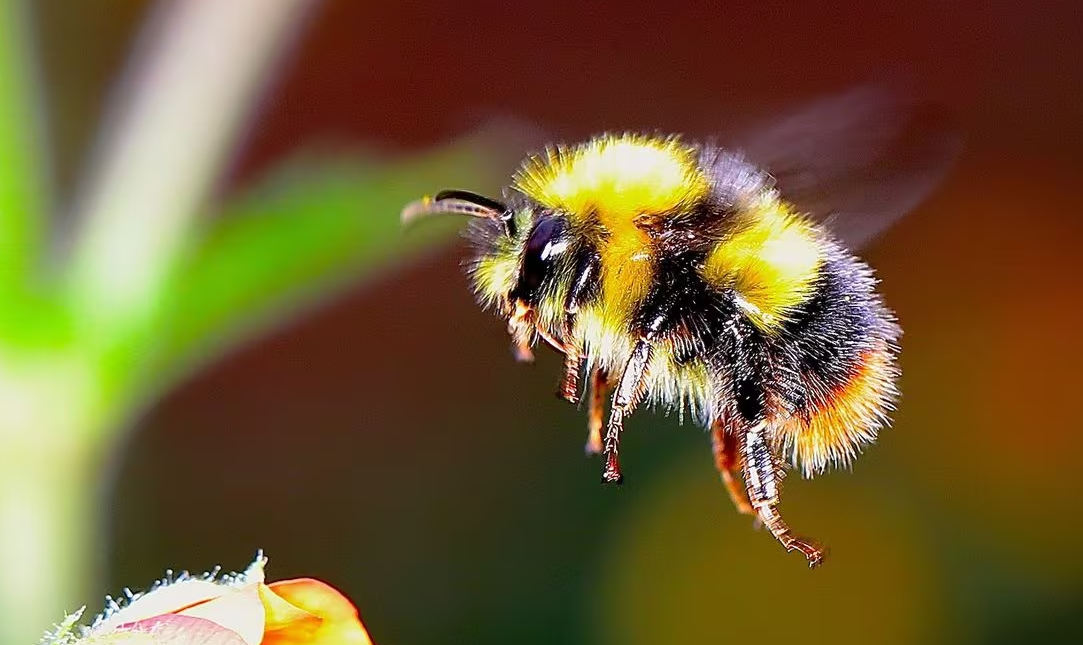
[402,88,956,567]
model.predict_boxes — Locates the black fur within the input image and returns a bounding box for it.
[564,244,601,313]
[633,250,733,359]
[629,224,895,427]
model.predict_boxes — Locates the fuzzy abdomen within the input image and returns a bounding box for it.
[767,241,901,475]
[571,231,899,477]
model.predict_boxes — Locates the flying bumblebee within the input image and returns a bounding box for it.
[402,88,957,567]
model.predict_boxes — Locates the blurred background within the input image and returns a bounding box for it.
[3,0,1080,643]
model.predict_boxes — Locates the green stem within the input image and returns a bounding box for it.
[0,360,104,645]
[0,4,321,642]
[0,0,47,296]
[65,0,316,373]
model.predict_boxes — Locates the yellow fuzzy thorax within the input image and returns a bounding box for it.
[703,195,822,332]
[512,134,710,227]
[513,135,709,329]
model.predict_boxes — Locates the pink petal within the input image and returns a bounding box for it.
[115,614,247,645]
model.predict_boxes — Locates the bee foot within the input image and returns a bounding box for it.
[602,453,624,485]
[601,471,624,485]
[785,537,827,568]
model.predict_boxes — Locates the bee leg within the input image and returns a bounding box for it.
[558,251,600,403]
[602,340,652,484]
[585,367,608,455]
[740,424,826,568]
[559,346,584,404]
[709,419,754,515]
[507,300,536,362]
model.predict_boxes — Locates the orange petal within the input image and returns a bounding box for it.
[114,614,248,645]
[262,579,373,645]
[257,583,321,642]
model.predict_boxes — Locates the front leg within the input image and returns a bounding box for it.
[556,249,600,404]
[507,300,537,362]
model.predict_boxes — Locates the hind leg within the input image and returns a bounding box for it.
[740,423,826,567]
[709,418,754,515]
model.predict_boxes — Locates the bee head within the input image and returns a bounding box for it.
[402,189,574,325]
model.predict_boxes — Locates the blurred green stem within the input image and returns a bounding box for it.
[0,1,316,643]
[0,0,517,642]
[66,0,314,397]
[0,0,46,300]
[0,459,91,645]
[0,358,103,645]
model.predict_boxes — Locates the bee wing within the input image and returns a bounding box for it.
[730,87,961,251]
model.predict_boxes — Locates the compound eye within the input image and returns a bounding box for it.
[511,216,568,303]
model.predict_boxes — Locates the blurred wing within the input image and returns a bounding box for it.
[730,87,961,250]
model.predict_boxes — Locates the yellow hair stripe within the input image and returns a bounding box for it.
[513,134,710,225]
[702,197,822,332]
